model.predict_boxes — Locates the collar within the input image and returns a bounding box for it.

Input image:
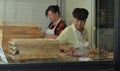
[71,23,86,35]
[71,23,77,32]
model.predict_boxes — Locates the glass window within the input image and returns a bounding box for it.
[0,0,114,64]
[96,0,114,60]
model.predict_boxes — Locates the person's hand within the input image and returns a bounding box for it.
[45,34,57,39]
[65,47,79,54]
[69,47,79,53]
[40,32,46,37]
[59,45,79,54]
[45,34,52,38]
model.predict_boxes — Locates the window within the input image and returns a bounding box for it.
[0,0,114,64]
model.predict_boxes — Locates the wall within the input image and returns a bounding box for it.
[0,0,4,21]
[0,0,58,31]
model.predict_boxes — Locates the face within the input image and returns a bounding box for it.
[73,18,86,31]
[47,10,58,22]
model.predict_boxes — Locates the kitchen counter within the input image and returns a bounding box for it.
[0,52,112,64]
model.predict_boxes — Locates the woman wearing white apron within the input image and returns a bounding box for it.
[45,18,61,37]
[41,5,66,39]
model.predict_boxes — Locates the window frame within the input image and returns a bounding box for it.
[0,0,119,71]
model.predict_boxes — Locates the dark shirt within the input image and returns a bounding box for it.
[48,20,66,35]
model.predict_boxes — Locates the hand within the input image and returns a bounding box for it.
[66,47,79,54]
[40,32,46,37]
[69,47,79,53]
[59,45,79,54]
[45,34,57,39]
[45,34,52,38]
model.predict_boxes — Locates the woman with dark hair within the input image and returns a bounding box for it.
[41,5,66,39]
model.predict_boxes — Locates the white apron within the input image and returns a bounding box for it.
[72,28,89,55]
[46,18,61,35]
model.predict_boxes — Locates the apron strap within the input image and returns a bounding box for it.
[53,18,61,30]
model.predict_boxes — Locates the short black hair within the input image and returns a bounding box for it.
[45,5,60,16]
[72,8,89,20]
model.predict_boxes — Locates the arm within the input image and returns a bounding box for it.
[45,34,58,39]
[57,27,78,53]
[40,31,58,39]
[59,44,78,53]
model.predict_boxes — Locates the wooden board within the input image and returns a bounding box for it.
[8,48,59,55]
[7,53,58,60]
[8,38,59,48]
[3,26,42,38]
[7,38,59,60]
[2,23,43,53]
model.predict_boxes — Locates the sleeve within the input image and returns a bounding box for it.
[56,28,68,44]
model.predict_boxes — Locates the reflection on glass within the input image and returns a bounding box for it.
[96,0,114,60]
[0,0,114,64]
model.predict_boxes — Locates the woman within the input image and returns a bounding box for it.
[42,5,66,39]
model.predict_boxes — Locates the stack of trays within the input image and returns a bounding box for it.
[7,38,59,60]
[2,22,43,53]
